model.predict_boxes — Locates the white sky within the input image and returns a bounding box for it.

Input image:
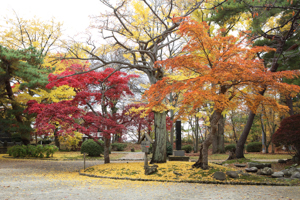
[0,0,105,37]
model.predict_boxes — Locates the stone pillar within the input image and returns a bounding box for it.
[176,120,181,150]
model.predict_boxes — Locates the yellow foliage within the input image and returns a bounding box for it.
[81,161,230,182]
[0,16,63,54]
[127,105,148,118]
[264,14,292,34]
[58,131,83,150]
[0,15,78,105]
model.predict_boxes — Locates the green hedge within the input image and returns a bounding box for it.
[81,139,104,156]
[111,143,127,151]
[7,145,58,158]
[182,145,192,153]
[246,142,262,152]
[225,144,236,152]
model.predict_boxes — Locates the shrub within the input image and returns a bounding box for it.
[81,139,103,156]
[7,145,58,158]
[225,144,236,152]
[111,143,127,151]
[181,145,192,153]
[7,145,26,157]
[182,138,193,144]
[27,145,39,157]
[246,142,262,152]
[44,145,59,158]
[166,141,173,156]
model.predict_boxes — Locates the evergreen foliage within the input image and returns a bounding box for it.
[0,45,52,144]
[80,139,103,156]
[166,141,173,156]
[7,144,58,158]
[181,145,192,153]
[111,143,127,151]
[246,142,262,152]
[224,144,236,152]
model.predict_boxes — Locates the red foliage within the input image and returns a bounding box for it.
[272,114,300,155]
[26,65,138,140]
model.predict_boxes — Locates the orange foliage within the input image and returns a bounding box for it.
[145,19,300,117]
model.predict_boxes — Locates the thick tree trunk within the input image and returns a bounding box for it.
[286,95,294,116]
[235,35,287,158]
[55,135,60,149]
[54,127,60,149]
[218,116,225,153]
[169,95,175,150]
[295,146,300,160]
[137,123,141,142]
[236,111,256,158]
[212,130,218,154]
[150,111,167,164]
[195,116,199,153]
[230,113,238,144]
[193,111,222,169]
[104,136,110,164]
[260,114,267,153]
[212,116,225,154]
[5,79,30,145]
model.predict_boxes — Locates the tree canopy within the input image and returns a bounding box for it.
[145,19,300,169]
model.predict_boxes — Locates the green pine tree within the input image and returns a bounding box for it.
[0,45,52,144]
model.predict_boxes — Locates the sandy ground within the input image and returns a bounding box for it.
[1,156,300,200]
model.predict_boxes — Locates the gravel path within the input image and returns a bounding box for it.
[1,157,300,200]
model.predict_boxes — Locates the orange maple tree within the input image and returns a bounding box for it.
[145,19,300,169]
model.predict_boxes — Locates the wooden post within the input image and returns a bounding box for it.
[84,153,86,171]
[141,139,150,169]
[144,152,148,168]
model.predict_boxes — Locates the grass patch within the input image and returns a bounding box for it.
[80,161,300,185]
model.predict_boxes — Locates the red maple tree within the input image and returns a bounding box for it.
[26,65,138,163]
